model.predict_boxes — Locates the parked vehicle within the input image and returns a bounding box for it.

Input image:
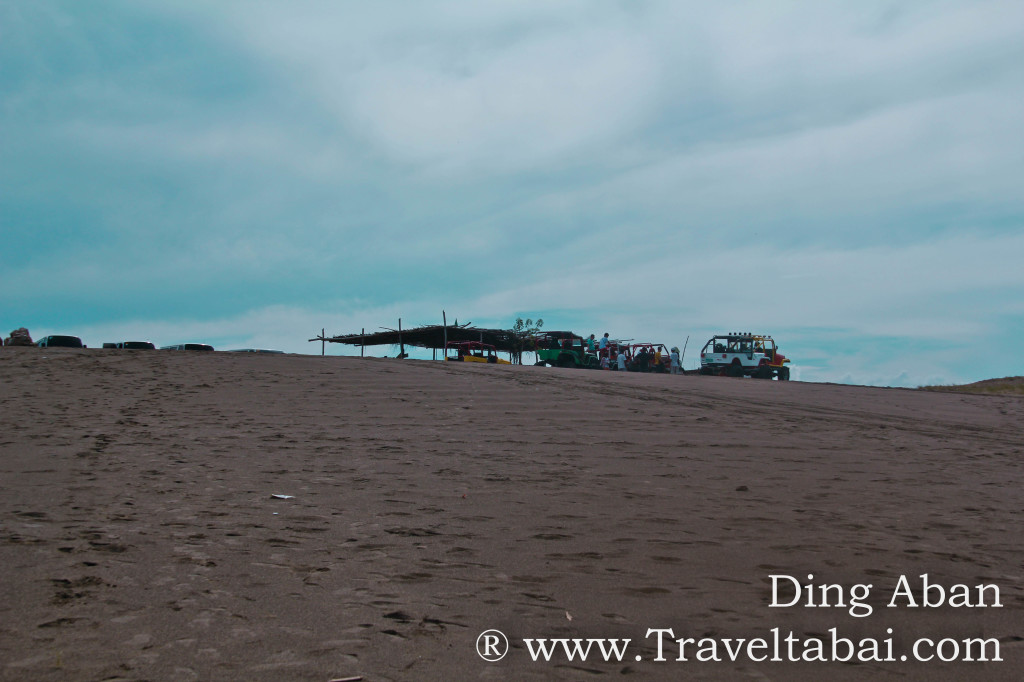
[699,333,790,380]
[37,335,84,348]
[444,341,510,364]
[627,343,671,372]
[596,339,632,370]
[533,332,600,368]
[103,341,156,350]
[160,343,214,351]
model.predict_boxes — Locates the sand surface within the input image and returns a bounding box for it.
[0,348,1021,681]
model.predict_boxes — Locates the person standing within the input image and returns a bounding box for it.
[636,347,650,372]
[616,350,627,371]
[587,334,596,351]
[670,346,681,375]
[599,333,610,351]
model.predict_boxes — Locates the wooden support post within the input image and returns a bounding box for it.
[361,328,365,357]
[442,310,447,354]
[321,328,325,357]
[398,318,404,358]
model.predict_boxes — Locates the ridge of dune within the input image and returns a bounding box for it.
[920,376,1024,396]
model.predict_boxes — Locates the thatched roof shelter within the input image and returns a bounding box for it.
[311,323,527,352]
[309,317,584,364]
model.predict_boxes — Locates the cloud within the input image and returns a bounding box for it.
[162,1,664,175]
[467,230,1024,331]
[341,28,660,174]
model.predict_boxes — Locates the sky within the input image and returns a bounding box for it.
[2,0,1022,386]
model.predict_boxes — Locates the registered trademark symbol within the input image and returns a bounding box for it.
[477,629,509,662]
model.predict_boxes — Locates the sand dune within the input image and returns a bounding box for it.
[0,348,1021,680]
[921,376,1024,396]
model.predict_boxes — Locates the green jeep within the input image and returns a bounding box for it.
[534,332,601,369]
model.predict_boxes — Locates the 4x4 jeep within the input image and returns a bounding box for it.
[534,332,600,369]
[627,343,671,372]
[445,341,510,364]
[699,333,790,380]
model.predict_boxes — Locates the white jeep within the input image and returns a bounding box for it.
[699,333,790,380]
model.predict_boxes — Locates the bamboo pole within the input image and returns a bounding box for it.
[361,328,365,357]
[321,328,325,357]
[398,318,404,358]
[443,311,447,353]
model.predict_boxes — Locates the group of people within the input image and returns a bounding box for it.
[586,332,682,374]
[584,332,610,352]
